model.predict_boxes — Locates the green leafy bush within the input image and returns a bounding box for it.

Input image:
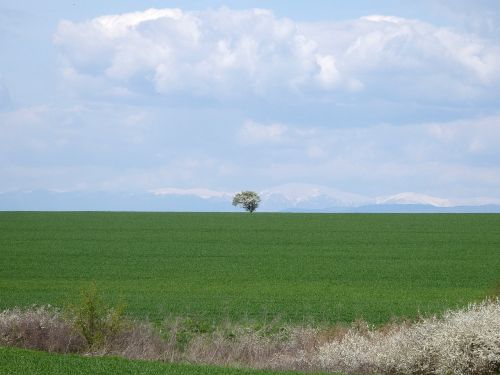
[69,283,127,349]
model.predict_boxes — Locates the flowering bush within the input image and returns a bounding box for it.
[316,299,500,374]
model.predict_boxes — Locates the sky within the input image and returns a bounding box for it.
[1,1,500,205]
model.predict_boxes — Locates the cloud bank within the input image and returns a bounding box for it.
[1,101,499,200]
[54,7,500,101]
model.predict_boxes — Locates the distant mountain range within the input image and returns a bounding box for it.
[1,183,500,213]
[283,204,500,213]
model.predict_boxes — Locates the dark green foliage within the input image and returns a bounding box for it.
[0,212,499,324]
[68,282,127,349]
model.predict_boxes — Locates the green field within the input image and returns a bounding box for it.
[1,212,499,324]
[0,347,329,375]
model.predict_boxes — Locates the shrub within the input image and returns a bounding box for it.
[68,282,128,349]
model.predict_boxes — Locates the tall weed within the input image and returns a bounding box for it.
[67,282,128,349]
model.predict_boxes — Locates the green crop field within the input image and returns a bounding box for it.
[0,347,330,375]
[1,212,499,324]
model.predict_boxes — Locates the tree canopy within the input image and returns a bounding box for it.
[232,191,261,213]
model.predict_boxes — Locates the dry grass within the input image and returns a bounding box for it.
[1,299,499,374]
[0,305,85,353]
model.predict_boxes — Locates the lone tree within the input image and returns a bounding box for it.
[232,191,261,213]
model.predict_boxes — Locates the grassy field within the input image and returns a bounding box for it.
[0,347,329,375]
[0,212,499,324]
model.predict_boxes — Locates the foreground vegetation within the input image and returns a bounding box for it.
[1,299,498,374]
[0,347,328,375]
[1,212,499,323]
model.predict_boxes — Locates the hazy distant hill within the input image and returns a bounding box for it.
[283,204,500,213]
[1,186,500,213]
[0,190,236,212]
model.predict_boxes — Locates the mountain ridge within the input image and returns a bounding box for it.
[1,185,500,213]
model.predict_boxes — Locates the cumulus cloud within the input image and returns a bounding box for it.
[54,7,336,98]
[302,15,500,99]
[54,7,500,102]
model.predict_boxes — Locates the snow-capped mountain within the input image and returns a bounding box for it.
[375,192,453,207]
[151,183,372,211]
[1,185,500,212]
[259,183,371,210]
[374,192,500,208]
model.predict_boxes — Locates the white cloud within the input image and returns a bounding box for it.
[315,54,341,88]
[302,15,500,98]
[55,7,330,98]
[54,7,500,102]
[310,14,500,84]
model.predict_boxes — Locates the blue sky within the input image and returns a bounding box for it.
[1,1,500,205]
